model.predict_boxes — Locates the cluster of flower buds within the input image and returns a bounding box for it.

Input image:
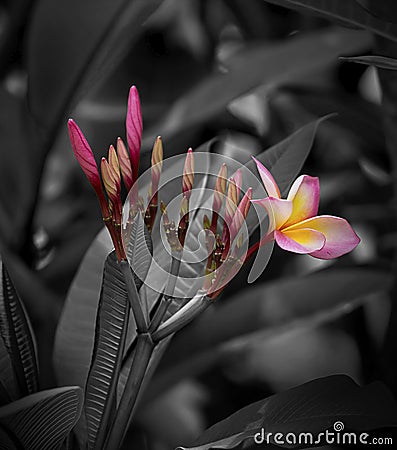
[159,148,195,253]
[68,85,200,264]
[203,165,253,297]
[68,86,144,261]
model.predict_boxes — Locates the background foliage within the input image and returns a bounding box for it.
[1,0,397,448]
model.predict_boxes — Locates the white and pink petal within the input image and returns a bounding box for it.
[252,197,293,231]
[284,215,360,259]
[283,175,320,227]
[252,157,280,199]
[274,229,325,254]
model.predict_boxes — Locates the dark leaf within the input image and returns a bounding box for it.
[355,0,397,25]
[27,0,164,132]
[247,115,332,197]
[145,27,369,144]
[84,251,130,449]
[0,336,19,405]
[178,375,397,449]
[0,257,38,397]
[263,0,397,42]
[53,228,112,390]
[274,86,384,154]
[0,386,83,450]
[150,268,392,400]
[373,37,397,393]
[340,55,397,70]
[0,88,40,251]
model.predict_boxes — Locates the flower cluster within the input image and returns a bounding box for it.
[68,85,360,298]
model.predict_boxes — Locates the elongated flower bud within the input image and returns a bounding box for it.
[233,168,242,200]
[224,176,237,225]
[203,214,210,230]
[145,136,164,232]
[68,119,109,218]
[182,148,194,199]
[126,86,142,182]
[117,137,133,192]
[108,147,122,217]
[151,136,163,197]
[101,158,119,208]
[210,164,227,234]
[180,196,189,219]
[230,187,252,242]
[213,164,227,213]
[108,145,119,176]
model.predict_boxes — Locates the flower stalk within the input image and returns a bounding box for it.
[149,252,182,333]
[105,333,154,450]
[151,290,211,342]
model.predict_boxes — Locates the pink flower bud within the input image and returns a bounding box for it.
[68,119,109,218]
[101,157,119,208]
[151,136,163,196]
[212,163,227,214]
[116,137,133,192]
[182,148,194,199]
[229,187,252,242]
[126,86,142,182]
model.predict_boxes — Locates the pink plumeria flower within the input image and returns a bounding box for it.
[252,157,360,259]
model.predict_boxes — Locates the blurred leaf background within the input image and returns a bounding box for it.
[1,0,397,448]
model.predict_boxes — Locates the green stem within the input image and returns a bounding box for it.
[105,333,155,450]
[152,291,211,342]
[119,260,148,333]
[149,254,181,333]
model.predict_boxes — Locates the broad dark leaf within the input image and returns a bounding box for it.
[373,37,397,390]
[274,86,384,154]
[263,0,397,42]
[84,251,130,449]
[0,386,83,450]
[0,336,19,405]
[149,268,391,399]
[27,0,163,132]
[0,88,40,251]
[0,257,38,397]
[247,115,332,197]
[146,27,369,144]
[178,375,397,449]
[341,55,397,70]
[355,0,397,25]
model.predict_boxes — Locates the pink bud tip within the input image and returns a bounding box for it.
[68,119,102,193]
[126,86,143,182]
